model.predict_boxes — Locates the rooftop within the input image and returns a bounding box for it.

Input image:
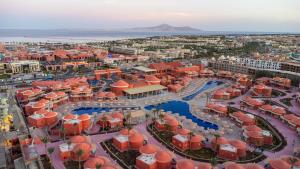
[124,85,167,95]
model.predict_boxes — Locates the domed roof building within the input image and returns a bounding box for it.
[71,143,92,161]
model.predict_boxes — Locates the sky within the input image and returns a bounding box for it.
[0,0,300,32]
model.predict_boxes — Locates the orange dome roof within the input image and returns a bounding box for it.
[233,111,246,118]
[191,135,203,143]
[212,137,228,145]
[119,128,136,135]
[106,92,116,98]
[155,151,172,163]
[229,139,247,150]
[111,80,129,88]
[245,131,263,139]
[45,111,58,118]
[72,143,91,161]
[97,92,106,98]
[224,162,244,169]
[112,112,123,119]
[33,102,45,108]
[129,133,144,143]
[243,163,264,169]
[176,128,190,135]
[176,159,195,169]
[269,159,291,169]
[244,125,262,132]
[272,107,286,115]
[283,114,298,121]
[167,118,179,127]
[239,115,253,123]
[45,92,57,99]
[198,162,212,169]
[70,135,88,144]
[261,104,273,111]
[139,144,159,154]
[145,75,160,82]
[78,114,90,121]
[64,113,77,120]
[84,156,110,168]
[163,114,174,120]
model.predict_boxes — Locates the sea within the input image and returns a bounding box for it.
[0,29,293,43]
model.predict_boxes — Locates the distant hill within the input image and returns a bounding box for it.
[129,24,203,32]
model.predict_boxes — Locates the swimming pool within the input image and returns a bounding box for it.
[182,80,223,101]
[72,106,140,115]
[145,100,218,130]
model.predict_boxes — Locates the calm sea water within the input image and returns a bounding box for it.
[0,29,282,43]
[0,29,206,43]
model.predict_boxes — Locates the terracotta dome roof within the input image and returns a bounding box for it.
[45,111,58,118]
[239,115,253,123]
[198,162,212,169]
[245,131,263,139]
[45,92,57,99]
[243,163,264,169]
[224,162,244,169]
[155,151,172,163]
[145,75,160,82]
[269,159,291,169]
[70,135,88,144]
[139,144,159,154]
[111,80,129,88]
[112,112,124,119]
[167,118,179,127]
[97,92,106,98]
[176,159,195,169]
[119,128,136,135]
[261,104,273,111]
[106,92,116,98]
[272,107,286,115]
[64,113,77,120]
[229,139,247,150]
[163,114,174,120]
[283,114,298,121]
[78,114,90,121]
[212,137,228,145]
[99,114,112,121]
[191,135,203,143]
[33,102,45,108]
[176,128,190,135]
[233,111,245,118]
[72,143,91,161]
[244,125,262,132]
[84,156,109,168]
[214,90,225,96]
[129,133,144,143]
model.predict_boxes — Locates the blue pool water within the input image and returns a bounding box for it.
[182,80,223,101]
[145,100,218,130]
[73,107,139,115]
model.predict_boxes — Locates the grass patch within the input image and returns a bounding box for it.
[279,98,293,107]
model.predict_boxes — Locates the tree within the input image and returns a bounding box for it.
[95,163,102,169]
[47,147,55,168]
[158,113,164,122]
[290,157,298,169]
[188,132,195,150]
[145,113,150,126]
[73,123,78,136]
[101,116,108,131]
[76,149,84,169]
[61,126,66,141]
[213,133,220,152]
[210,157,218,168]
[41,136,49,153]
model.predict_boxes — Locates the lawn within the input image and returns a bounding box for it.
[279,98,293,107]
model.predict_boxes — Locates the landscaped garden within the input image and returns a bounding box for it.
[147,123,266,163]
[101,139,141,169]
[279,97,293,107]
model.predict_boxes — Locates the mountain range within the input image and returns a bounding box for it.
[128,24,202,32]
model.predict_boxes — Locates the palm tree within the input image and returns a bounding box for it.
[210,157,218,168]
[290,157,298,169]
[47,147,55,168]
[101,116,108,132]
[73,123,78,136]
[165,123,172,132]
[66,140,72,160]
[95,163,102,169]
[41,136,49,153]
[76,149,84,169]
[158,113,164,122]
[213,133,220,152]
[188,132,195,150]
[61,126,66,141]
